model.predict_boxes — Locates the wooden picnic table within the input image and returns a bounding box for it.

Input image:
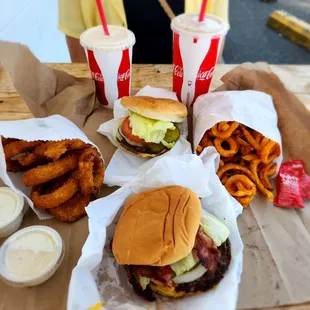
[0,63,309,310]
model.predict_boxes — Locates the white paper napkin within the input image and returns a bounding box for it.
[193,90,283,171]
[67,149,243,310]
[97,86,192,187]
[0,115,103,220]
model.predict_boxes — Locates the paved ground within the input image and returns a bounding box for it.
[224,0,310,64]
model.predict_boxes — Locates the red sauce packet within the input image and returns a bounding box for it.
[283,160,310,200]
[301,174,310,200]
[274,163,304,209]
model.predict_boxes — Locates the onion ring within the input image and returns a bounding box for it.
[219,160,225,168]
[249,159,274,201]
[240,126,259,150]
[47,192,91,223]
[6,160,25,173]
[34,139,88,161]
[18,153,37,167]
[211,122,239,140]
[217,163,255,181]
[214,137,239,158]
[44,139,88,160]
[31,172,79,209]
[1,137,18,147]
[93,151,105,194]
[4,140,42,160]
[259,163,277,190]
[225,174,256,197]
[23,153,79,186]
[78,148,104,195]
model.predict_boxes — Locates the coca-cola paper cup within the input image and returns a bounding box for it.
[80,25,135,108]
[171,13,228,107]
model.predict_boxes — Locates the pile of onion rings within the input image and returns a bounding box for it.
[2,137,105,222]
[196,122,281,208]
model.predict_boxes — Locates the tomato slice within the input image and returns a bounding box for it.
[121,117,146,144]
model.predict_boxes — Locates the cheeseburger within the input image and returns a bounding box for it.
[112,186,231,301]
[115,96,187,157]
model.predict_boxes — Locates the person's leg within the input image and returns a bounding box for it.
[217,37,226,64]
[66,36,87,63]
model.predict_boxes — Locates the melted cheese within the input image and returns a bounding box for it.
[149,283,185,297]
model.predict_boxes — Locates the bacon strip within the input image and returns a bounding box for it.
[194,228,221,272]
[132,265,173,286]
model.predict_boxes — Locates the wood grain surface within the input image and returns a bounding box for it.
[0,63,309,310]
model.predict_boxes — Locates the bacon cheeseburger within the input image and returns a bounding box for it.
[114,96,187,157]
[112,186,231,301]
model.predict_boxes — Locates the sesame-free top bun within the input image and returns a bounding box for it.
[112,186,201,266]
[121,96,187,123]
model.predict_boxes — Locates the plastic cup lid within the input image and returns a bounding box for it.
[171,13,228,38]
[80,25,136,51]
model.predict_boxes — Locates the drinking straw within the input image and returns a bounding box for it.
[198,0,208,22]
[96,0,110,35]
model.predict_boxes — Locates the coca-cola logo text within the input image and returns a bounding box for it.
[173,65,215,81]
[173,65,183,78]
[196,67,215,81]
[91,69,131,83]
[91,72,103,82]
[118,69,131,81]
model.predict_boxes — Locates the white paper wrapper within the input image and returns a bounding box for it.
[67,149,243,310]
[97,86,192,187]
[193,90,283,171]
[0,115,103,220]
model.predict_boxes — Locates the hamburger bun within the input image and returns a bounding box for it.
[121,96,187,123]
[112,186,201,266]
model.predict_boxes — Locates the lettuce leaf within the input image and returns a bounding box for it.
[170,251,198,276]
[129,112,175,143]
[200,209,230,247]
[139,276,150,290]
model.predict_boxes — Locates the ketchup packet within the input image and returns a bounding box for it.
[283,160,310,200]
[274,163,304,209]
[302,175,310,200]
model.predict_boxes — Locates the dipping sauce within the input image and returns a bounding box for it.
[0,226,64,287]
[0,187,25,238]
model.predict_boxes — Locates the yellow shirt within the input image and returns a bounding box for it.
[58,0,229,39]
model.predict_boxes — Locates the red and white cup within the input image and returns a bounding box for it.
[171,13,228,107]
[80,25,135,108]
